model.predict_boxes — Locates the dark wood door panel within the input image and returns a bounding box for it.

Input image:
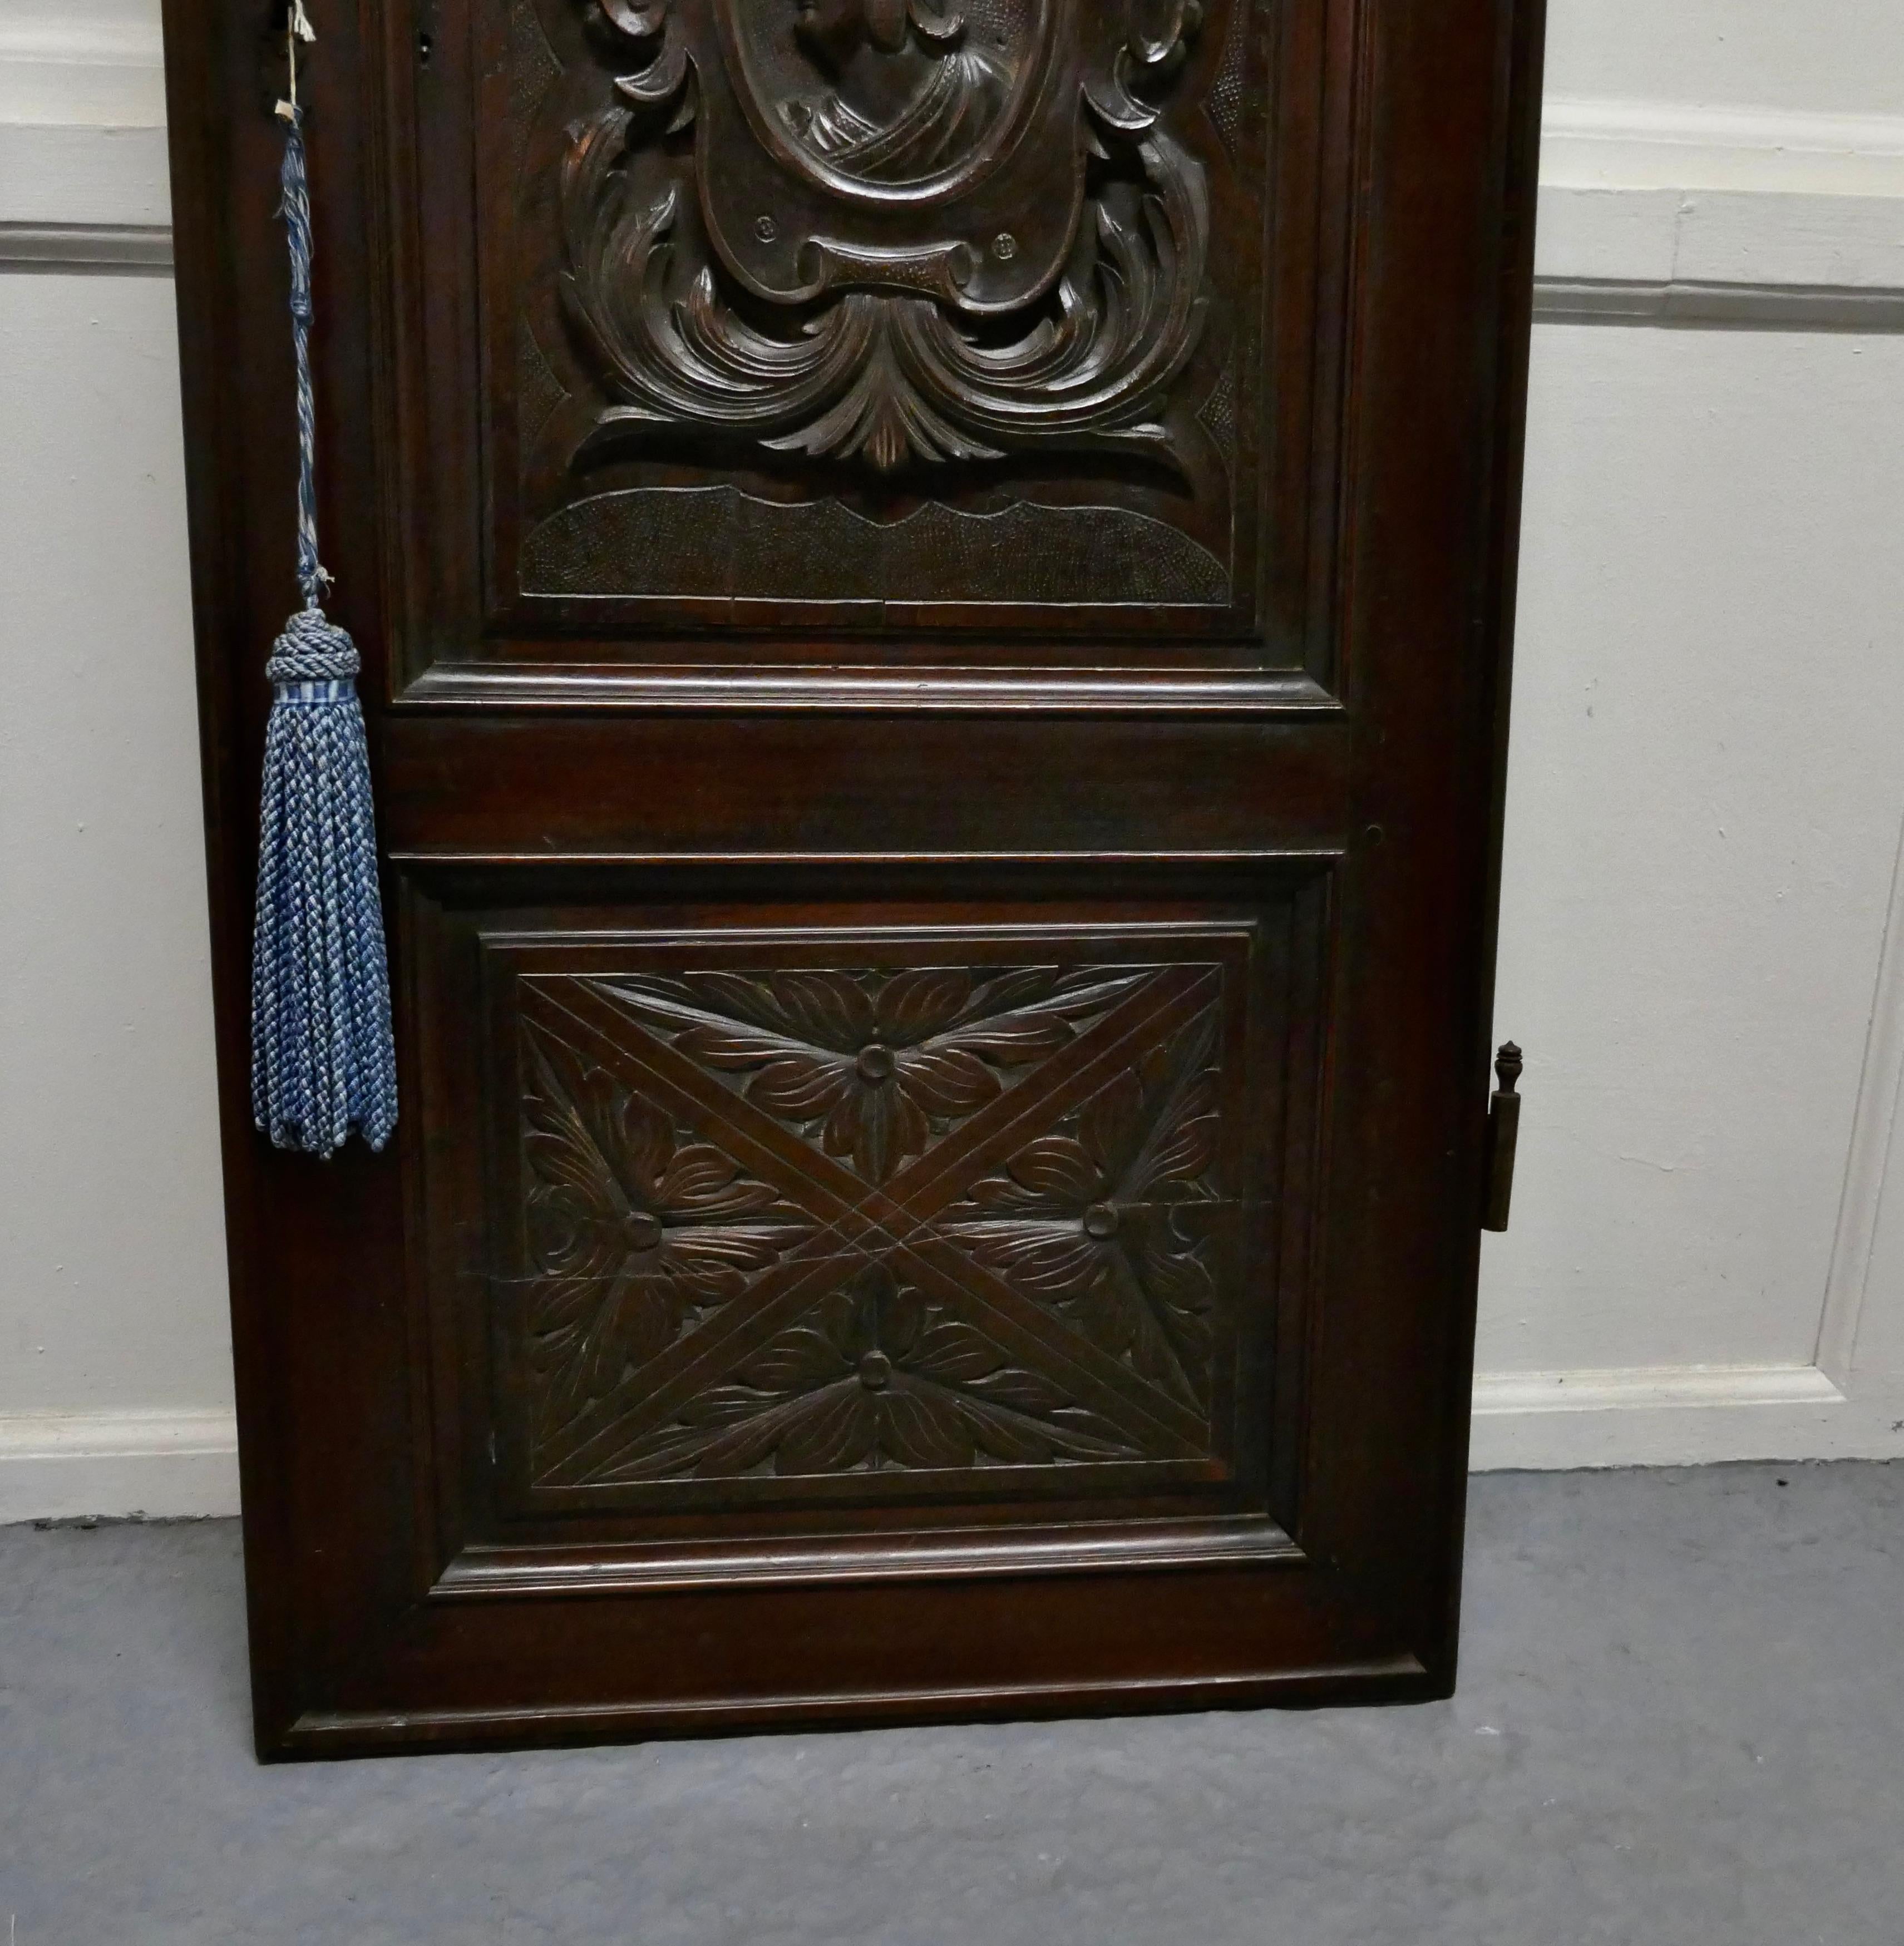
[495,0,1244,625]
[162,0,1544,1754]
[505,959,1241,1503]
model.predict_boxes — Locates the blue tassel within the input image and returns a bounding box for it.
[251,610,397,1155]
[250,102,397,1157]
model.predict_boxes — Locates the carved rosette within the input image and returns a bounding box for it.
[560,0,1212,473]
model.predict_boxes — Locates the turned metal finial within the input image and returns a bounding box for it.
[1482,1042,1523,1233]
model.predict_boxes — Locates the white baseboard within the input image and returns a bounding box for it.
[1471,1365,1904,1470]
[6,1367,1900,1525]
[0,1410,239,1524]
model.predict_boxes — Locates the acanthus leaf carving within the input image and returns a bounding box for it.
[593,964,1147,1183]
[940,1006,1224,1408]
[558,0,1212,474]
[508,952,1237,1490]
[584,1262,1147,1483]
[521,1018,813,1442]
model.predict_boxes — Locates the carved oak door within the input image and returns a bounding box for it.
[165,0,1544,1754]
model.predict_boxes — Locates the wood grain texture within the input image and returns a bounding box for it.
[160,0,1545,1755]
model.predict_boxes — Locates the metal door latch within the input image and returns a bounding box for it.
[1482,1041,1522,1232]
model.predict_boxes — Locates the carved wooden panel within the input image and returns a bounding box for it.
[560,1,1210,471]
[171,0,1542,1748]
[398,0,1324,662]
[411,882,1325,1541]
[506,954,1237,1501]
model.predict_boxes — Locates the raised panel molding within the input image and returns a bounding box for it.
[379,863,1333,1587]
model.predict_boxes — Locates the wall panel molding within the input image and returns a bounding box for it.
[1533,277,1904,332]
[0,121,171,231]
[8,92,1904,320]
[1542,97,1904,198]
[0,12,165,128]
[0,219,170,271]
[1536,100,1904,330]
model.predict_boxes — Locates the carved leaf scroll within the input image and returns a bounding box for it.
[559,0,1212,473]
[941,1007,1223,1409]
[522,1021,812,1436]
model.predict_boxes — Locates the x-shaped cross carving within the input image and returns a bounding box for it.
[517,962,1225,1489]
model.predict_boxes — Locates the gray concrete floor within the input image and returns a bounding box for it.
[1,1464,1900,1945]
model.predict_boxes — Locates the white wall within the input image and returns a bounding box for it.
[1473,0,1904,1466]
[1545,0,1904,118]
[3,1,1903,1517]
[0,4,233,1516]
[1477,323,1904,1464]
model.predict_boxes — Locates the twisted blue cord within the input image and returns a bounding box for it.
[281,111,328,607]
[250,108,398,1157]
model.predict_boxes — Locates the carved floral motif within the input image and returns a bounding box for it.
[590,1261,1145,1480]
[598,964,1145,1181]
[522,1021,810,1430]
[943,1008,1221,1406]
[512,955,1235,1488]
